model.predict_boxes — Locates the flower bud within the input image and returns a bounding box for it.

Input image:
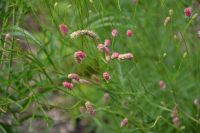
[118,53,133,60]
[120,118,128,127]
[103,72,111,81]
[59,24,68,35]
[74,51,86,64]
[85,101,96,116]
[68,73,80,81]
[62,81,73,90]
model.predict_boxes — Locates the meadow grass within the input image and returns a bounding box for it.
[0,0,200,132]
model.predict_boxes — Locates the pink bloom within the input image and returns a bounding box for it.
[103,93,110,103]
[59,24,68,35]
[184,7,192,17]
[159,80,166,90]
[104,39,111,46]
[103,47,110,54]
[103,72,110,81]
[85,101,96,116]
[172,117,179,127]
[112,29,118,37]
[68,73,80,81]
[120,118,128,127]
[126,29,133,37]
[111,52,120,59]
[74,51,86,64]
[118,53,133,60]
[97,44,104,52]
[62,81,73,90]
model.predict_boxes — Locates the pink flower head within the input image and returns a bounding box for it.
[103,72,110,81]
[118,53,133,60]
[172,117,179,127]
[184,7,192,17]
[104,39,111,46]
[59,24,68,35]
[159,80,166,90]
[68,73,80,81]
[103,93,110,103]
[120,118,128,127]
[103,47,110,54]
[112,29,118,37]
[85,101,96,116]
[74,51,86,64]
[126,29,133,37]
[111,52,120,59]
[62,81,73,90]
[97,44,104,52]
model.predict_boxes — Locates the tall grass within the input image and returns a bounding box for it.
[0,0,200,132]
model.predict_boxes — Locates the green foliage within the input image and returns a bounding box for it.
[0,0,200,132]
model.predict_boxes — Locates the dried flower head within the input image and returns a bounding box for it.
[70,30,99,40]
[79,79,92,84]
[68,73,80,81]
[62,81,73,90]
[5,33,11,42]
[105,53,111,63]
[74,51,86,64]
[104,39,111,46]
[193,99,199,106]
[164,16,170,27]
[159,80,166,90]
[111,52,120,59]
[120,118,128,127]
[85,101,96,116]
[103,93,110,103]
[126,29,133,37]
[103,72,111,81]
[118,53,133,60]
[112,29,118,37]
[184,7,192,17]
[59,24,68,35]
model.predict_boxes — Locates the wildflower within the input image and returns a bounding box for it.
[5,33,11,42]
[118,53,133,60]
[172,117,180,127]
[193,99,199,106]
[62,81,73,90]
[79,79,92,84]
[112,29,118,37]
[111,52,120,59]
[120,118,128,127]
[164,16,170,27]
[126,29,133,37]
[105,53,111,63]
[97,44,110,54]
[97,44,104,52]
[159,80,166,90]
[103,72,111,81]
[104,39,111,46]
[79,106,86,113]
[74,51,86,64]
[68,73,80,81]
[70,30,99,40]
[103,93,110,103]
[59,24,68,35]
[85,101,96,116]
[91,74,99,84]
[184,7,192,17]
